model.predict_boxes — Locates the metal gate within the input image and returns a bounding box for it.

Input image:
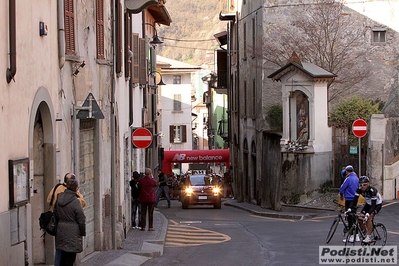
[333,126,367,187]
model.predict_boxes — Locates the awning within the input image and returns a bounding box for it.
[125,0,158,14]
[214,31,227,46]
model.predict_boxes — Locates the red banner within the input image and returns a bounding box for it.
[162,149,230,174]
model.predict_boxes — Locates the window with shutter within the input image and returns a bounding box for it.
[96,0,104,59]
[64,0,75,55]
[139,38,147,84]
[169,125,186,144]
[132,34,139,83]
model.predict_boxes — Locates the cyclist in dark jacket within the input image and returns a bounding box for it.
[349,176,383,243]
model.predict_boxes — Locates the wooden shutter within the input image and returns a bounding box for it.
[96,0,104,59]
[132,34,139,83]
[217,50,227,89]
[182,125,187,143]
[139,38,147,85]
[64,0,75,55]
[115,2,122,74]
[151,94,157,121]
[169,125,174,143]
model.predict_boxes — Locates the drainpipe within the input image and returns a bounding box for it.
[7,0,16,83]
[110,0,117,250]
[57,0,65,68]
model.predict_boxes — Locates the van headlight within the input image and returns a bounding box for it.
[185,187,193,195]
[212,187,220,195]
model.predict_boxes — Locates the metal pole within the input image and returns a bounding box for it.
[110,0,116,250]
[73,105,79,175]
[358,137,361,177]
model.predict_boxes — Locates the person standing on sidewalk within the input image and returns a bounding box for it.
[339,165,359,243]
[55,178,86,266]
[129,171,141,229]
[47,173,86,266]
[138,168,157,231]
[155,169,171,208]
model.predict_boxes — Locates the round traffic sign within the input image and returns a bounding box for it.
[352,119,368,138]
[132,127,153,148]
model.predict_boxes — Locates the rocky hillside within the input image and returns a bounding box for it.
[157,0,227,66]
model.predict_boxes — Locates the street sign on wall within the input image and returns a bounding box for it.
[352,119,368,138]
[132,127,153,148]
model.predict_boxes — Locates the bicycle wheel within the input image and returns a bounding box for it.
[326,216,340,243]
[372,223,387,246]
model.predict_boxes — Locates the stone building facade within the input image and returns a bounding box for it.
[0,0,171,265]
[219,0,399,209]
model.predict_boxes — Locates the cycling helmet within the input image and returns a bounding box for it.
[359,176,370,183]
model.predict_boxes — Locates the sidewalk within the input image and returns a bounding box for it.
[78,208,168,266]
[78,199,328,266]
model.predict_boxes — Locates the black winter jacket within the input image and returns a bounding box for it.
[55,189,86,253]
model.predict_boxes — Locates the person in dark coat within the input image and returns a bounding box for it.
[138,168,157,231]
[55,178,86,266]
[129,171,141,229]
[155,169,171,208]
[47,173,86,266]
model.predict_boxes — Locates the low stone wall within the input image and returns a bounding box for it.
[384,155,399,200]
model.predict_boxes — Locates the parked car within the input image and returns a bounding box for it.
[181,174,222,209]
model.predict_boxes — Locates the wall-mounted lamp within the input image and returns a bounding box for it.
[144,23,163,45]
[150,71,166,86]
[72,61,85,76]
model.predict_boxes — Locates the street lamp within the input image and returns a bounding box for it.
[144,22,163,45]
[150,71,166,86]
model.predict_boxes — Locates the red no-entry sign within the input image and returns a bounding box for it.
[132,127,153,148]
[352,119,368,138]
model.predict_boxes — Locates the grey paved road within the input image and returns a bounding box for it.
[142,200,399,266]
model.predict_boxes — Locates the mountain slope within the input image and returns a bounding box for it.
[157,0,227,66]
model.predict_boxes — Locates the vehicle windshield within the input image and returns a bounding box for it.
[189,175,211,186]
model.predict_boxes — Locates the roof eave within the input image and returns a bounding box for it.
[148,4,172,26]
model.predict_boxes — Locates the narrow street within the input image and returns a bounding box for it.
[142,199,399,266]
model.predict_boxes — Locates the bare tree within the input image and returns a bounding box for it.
[262,0,370,102]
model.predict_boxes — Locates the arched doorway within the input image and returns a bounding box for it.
[29,88,56,265]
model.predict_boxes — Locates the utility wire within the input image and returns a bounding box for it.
[161,36,216,42]
[161,44,217,51]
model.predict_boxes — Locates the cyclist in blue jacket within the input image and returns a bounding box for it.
[339,165,359,242]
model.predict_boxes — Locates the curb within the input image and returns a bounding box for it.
[131,211,168,258]
[223,201,314,220]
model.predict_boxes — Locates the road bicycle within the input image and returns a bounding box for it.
[344,212,387,246]
[326,200,350,243]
